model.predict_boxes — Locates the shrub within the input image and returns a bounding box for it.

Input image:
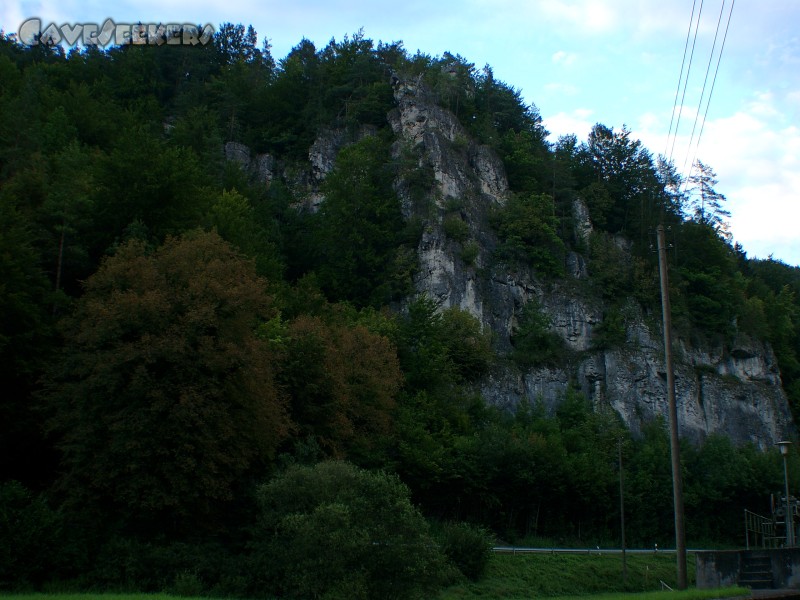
[443,213,470,242]
[511,300,565,367]
[490,192,565,277]
[250,461,454,599]
[171,571,204,597]
[0,481,64,589]
[437,521,494,581]
[461,239,480,265]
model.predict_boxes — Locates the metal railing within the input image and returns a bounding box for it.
[745,509,781,549]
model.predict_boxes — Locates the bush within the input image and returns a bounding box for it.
[437,521,494,581]
[490,192,565,277]
[250,461,454,599]
[461,239,480,265]
[88,538,245,594]
[443,213,470,242]
[0,481,64,589]
[171,571,204,597]
[511,300,565,367]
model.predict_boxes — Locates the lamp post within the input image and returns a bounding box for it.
[778,441,793,547]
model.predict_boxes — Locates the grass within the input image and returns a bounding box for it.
[0,555,752,600]
[548,590,751,600]
[0,596,210,600]
[437,551,749,599]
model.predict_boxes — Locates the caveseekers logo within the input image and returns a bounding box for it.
[17,18,215,47]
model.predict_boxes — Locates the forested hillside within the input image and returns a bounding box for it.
[2,25,800,596]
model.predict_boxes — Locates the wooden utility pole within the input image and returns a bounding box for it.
[656,224,687,590]
[619,438,627,586]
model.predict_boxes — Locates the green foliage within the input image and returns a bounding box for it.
[251,461,453,599]
[588,232,633,300]
[439,306,494,381]
[442,213,470,242]
[592,307,627,350]
[42,231,291,534]
[491,192,565,277]
[1,28,800,593]
[0,482,64,589]
[461,239,480,265]
[396,297,493,388]
[436,521,494,581]
[672,221,739,338]
[511,300,565,367]
[575,124,661,238]
[170,571,203,597]
[686,159,731,237]
[206,188,284,280]
[438,552,700,599]
[0,189,57,484]
[278,314,402,463]
[86,537,247,595]
[314,135,414,307]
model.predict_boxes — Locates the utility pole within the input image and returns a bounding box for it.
[656,224,687,590]
[619,438,627,586]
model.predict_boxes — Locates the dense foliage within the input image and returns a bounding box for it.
[1,24,799,596]
[250,461,454,599]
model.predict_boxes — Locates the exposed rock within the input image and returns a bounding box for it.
[309,129,348,183]
[390,73,795,447]
[227,74,795,448]
[223,141,275,189]
[572,198,593,245]
[224,141,251,170]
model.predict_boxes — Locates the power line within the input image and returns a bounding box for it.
[679,0,729,182]
[668,0,705,165]
[664,0,699,159]
[681,0,736,195]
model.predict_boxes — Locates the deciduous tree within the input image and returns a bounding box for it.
[43,231,290,534]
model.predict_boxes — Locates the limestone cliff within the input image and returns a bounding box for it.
[384,74,794,448]
[225,75,795,449]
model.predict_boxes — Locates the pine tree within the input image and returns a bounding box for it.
[686,159,731,238]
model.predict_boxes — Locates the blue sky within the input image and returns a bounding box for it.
[3,0,798,266]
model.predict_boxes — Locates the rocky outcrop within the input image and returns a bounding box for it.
[388,74,795,448]
[224,141,275,188]
[223,74,795,448]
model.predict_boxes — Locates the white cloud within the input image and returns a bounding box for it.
[537,0,616,34]
[642,97,800,265]
[552,50,577,66]
[545,108,595,141]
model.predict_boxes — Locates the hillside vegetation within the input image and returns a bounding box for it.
[1,26,799,597]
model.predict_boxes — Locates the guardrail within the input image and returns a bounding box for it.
[492,547,701,554]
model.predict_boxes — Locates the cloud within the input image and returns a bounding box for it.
[544,108,595,141]
[536,0,616,34]
[552,50,577,66]
[637,93,800,265]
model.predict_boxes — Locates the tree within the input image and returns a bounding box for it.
[250,461,453,599]
[491,192,565,277]
[576,124,661,238]
[43,231,290,534]
[314,135,410,307]
[686,159,730,238]
[278,315,402,463]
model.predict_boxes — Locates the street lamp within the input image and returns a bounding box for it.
[778,441,793,547]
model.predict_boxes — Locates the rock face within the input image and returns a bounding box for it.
[223,75,795,448]
[386,75,794,448]
[224,141,275,188]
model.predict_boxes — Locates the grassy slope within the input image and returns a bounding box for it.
[0,554,751,600]
[438,551,747,599]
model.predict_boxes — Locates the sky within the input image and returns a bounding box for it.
[3,0,799,266]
